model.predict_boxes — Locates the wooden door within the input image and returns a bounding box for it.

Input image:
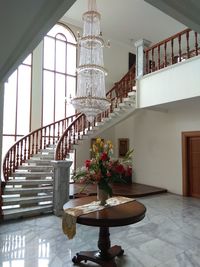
[188,137,200,197]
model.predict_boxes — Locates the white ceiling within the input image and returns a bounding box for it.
[62,0,186,47]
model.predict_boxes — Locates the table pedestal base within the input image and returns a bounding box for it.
[72,245,124,267]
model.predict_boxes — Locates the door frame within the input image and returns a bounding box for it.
[182,131,200,196]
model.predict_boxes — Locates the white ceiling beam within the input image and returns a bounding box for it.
[144,0,200,33]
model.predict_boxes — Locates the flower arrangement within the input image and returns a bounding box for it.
[72,137,133,197]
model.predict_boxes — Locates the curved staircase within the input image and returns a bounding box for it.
[0,64,136,220]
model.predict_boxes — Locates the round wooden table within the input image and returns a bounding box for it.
[63,196,146,267]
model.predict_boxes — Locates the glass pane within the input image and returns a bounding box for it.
[47,24,76,44]
[43,70,54,125]
[17,65,31,135]
[67,44,76,75]
[43,36,55,70]
[55,73,65,121]
[55,40,66,73]
[3,71,17,134]
[23,54,32,65]
[2,136,15,160]
[66,77,76,116]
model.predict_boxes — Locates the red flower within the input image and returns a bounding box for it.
[115,164,125,174]
[85,160,91,168]
[126,166,132,177]
[101,152,108,161]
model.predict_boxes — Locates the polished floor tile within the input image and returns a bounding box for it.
[1,193,200,267]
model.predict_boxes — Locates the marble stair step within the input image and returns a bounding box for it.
[32,154,54,159]
[3,186,53,195]
[27,159,52,165]
[18,165,53,171]
[38,148,55,153]
[2,195,52,206]
[12,172,53,177]
[7,179,53,185]
[3,205,53,220]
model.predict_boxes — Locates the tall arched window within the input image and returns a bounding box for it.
[42,23,77,125]
[2,55,32,157]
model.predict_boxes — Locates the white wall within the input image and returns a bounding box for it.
[138,55,200,108]
[114,98,200,195]
[104,40,135,90]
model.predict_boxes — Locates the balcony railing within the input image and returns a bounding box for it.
[145,28,200,74]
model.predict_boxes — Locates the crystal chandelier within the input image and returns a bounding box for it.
[71,0,110,123]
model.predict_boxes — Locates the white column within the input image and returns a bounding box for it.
[0,82,5,180]
[135,39,151,79]
[51,160,72,216]
[31,42,43,131]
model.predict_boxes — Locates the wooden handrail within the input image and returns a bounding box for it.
[2,113,80,182]
[145,28,200,74]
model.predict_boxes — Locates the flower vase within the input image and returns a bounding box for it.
[97,185,109,206]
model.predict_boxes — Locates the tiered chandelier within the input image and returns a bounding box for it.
[71,0,110,123]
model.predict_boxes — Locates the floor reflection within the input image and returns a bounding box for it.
[1,235,50,267]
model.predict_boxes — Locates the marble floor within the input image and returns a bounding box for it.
[1,193,200,267]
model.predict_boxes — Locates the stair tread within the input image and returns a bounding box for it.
[3,195,52,203]
[3,205,53,216]
[19,165,53,169]
[7,179,53,184]
[13,171,53,175]
[12,172,53,177]
[3,186,53,194]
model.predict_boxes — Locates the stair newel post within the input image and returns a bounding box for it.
[52,160,72,216]
[135,39,151,78]
[178,34,182,60]
[195,32,198,56]
[186,30,190,58]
